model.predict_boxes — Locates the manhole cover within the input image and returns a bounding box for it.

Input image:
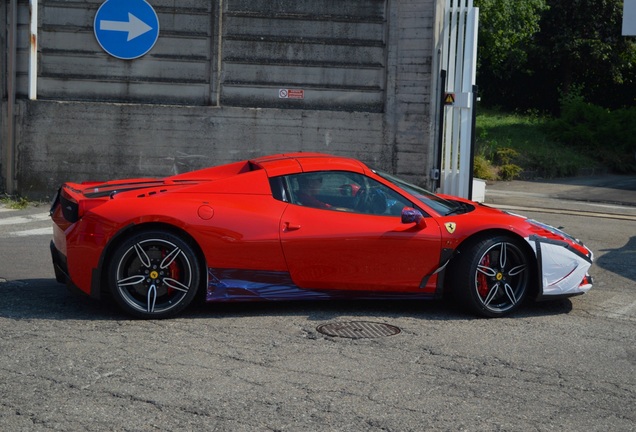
[316,321,401,339]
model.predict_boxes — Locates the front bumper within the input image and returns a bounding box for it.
[527,236,594,298]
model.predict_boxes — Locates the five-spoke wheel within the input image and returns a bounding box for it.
[449,236,531,317]
[108,231,201,319]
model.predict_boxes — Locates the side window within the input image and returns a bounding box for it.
[269,177,289,202]
[278,171,412,216]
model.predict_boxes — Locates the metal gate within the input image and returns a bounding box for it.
[437,0,479,199]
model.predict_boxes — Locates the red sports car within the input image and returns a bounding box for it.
[50,153,593,319]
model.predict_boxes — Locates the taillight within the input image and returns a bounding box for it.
[60,194,79,222]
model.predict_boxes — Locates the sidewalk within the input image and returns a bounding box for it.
[483,175,636,217]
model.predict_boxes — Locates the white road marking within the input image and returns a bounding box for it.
[490,204,636,222]
[9,227,54,237]
[0,211,52,238]
[594,295,636,321]
[0,213,50,225]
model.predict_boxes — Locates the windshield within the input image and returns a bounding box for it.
[375,170,459,216]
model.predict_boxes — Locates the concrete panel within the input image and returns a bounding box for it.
[221,0,387,112]
[40,54,209,83]
[223,63,383,88]
[220,86,384,113]
[42,3,212,34]
[225,16,385,42]
[16,101,387,199]
[37,0,214,105]
[223,40,385,66]
[37,78,210,105]
[40,31,210,57]
[226,0,385,19]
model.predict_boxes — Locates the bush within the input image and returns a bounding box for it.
[523,151,580,178]
[475,108,603,179]
[547,95,636,173]
[472,146,524,181]
[473,154,498,181]
[0,194,29,210]
[499,164,523,180]
[494,148,523,180]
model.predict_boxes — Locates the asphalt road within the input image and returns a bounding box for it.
[0,192,635,431]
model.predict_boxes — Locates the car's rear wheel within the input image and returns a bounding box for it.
[107,230,201,319]
[450,236,531,317]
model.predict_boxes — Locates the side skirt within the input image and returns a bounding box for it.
[206,268,436,302]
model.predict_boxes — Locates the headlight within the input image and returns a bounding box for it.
[527,219,582,245]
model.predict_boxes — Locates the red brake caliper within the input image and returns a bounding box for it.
[162,248,180,295]
[477,254,490,298]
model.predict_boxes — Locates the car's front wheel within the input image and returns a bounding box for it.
[450,236,531,317]
[107,230,201,319]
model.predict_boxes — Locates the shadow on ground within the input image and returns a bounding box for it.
[0,278,573,322]
[596,236,636,283]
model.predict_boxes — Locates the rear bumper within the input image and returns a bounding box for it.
[50,240,69,284]
[50,240,90,298]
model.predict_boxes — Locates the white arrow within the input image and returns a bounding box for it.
[99,13,153,42]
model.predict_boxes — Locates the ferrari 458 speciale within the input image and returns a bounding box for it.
[50,153,593,318]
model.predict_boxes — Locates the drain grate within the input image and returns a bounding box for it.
[316,321,401,339]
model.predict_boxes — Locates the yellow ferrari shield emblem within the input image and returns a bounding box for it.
[445,222,456,234]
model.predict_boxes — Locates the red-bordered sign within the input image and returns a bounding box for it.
[279,89,305,99]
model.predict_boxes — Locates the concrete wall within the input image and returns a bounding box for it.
[2,0,442,200]
[16,101,389,197]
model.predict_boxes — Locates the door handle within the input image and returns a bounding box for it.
[283,222,301,232]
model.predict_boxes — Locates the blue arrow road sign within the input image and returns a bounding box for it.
[94,0,159,60]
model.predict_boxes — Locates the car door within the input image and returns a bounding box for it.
[278,172,443,292]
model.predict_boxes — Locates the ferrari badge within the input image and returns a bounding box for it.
[445,222,456,234]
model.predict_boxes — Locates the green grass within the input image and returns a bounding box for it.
[474,109,601,180]
[0,194,30,210]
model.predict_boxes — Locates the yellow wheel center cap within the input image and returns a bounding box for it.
[150,270,159,279]
[496,272,504,281]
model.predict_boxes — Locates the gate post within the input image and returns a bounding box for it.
[438,0,479,199]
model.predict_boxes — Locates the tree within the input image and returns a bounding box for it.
[474,0,548,109]
[532,0,636,110]
[475,0,547,79]
[475,0,636,112]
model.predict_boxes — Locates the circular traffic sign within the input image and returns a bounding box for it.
[94,0,160,60]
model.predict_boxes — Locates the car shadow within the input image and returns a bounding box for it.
[596,236,636,283]
[0,278,574,321]
[0,278,120,321]
[186,296,573,321]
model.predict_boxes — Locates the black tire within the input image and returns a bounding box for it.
[107,230,201,319]
[449,236,531,318]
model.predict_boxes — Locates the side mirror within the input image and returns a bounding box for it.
[401,207,426,228]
